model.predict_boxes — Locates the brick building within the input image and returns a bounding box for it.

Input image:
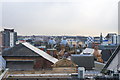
[2,42,58,70]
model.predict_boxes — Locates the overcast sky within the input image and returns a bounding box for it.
[0,0,120,36]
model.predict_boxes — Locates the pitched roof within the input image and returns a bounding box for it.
[3,42,58,64]
[2,43,40,57]
[22,42,58,63]
[101,45,120,73]
[0,55,6,70]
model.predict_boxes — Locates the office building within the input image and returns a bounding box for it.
[1,29,17,49]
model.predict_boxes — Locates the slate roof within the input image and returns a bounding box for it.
[2,43,39,57]
[2,42,58,63]
[0,55,6,70]
[101,49,114,61]
[101,45,120,73]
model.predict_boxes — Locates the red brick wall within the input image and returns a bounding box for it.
[34,57,53,70]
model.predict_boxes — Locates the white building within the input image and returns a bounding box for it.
[60,37,68,46]
[106,33,117,45]
[117,35,120,44]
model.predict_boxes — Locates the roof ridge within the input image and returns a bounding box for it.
[22,42,58,64]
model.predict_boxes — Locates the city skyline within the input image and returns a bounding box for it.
[0,0,120,36]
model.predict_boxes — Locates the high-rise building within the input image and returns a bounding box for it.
[1,29,17,49]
